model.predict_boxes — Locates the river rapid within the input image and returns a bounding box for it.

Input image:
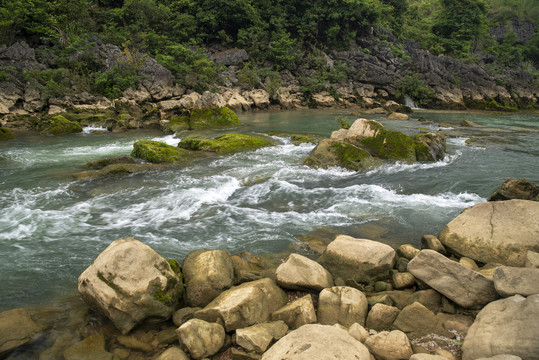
[1,109,538,311]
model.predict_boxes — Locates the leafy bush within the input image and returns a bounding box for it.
[395,74,433,105]
[94,66,139,99]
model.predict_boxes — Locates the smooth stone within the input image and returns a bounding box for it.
[364,330,413,360]
[318,286,368,327]
[271,294,317,330]
[420,235,446,254]
[176,319,225,360]
[493,266,539,297]
[275,253,333,291]
[155,347,190,360]
[235,321,288,353]
[366,303,400,331]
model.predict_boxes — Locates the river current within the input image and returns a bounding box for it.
[0,110,538,310]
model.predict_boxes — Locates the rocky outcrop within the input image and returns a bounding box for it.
[77,238,183,334]
[318,286,369,327]
[462,295,539,360]
[0,308,43,357]
[38,115,83,135]
[438,200,539,266]
[488,178,539,201]
[275,253,333,291]
[261,324,371,360]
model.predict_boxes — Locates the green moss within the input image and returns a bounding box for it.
[166,259,181,275]
[332,141,373,171]
[360,129,416,163]
[178,133,275,153]
[189,107,240,130]
[41,115,83,135]
[154,290,176,306]
[131,140,191,163]
[85,156,135,170]
[413,141,431,162]
[304,139,373,171]
[166,115,190,133]
[97,271,121,294]
[0,127,14,140]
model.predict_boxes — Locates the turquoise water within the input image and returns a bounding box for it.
[0,110,538,311]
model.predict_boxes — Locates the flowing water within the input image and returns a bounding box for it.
[1,109,538,311]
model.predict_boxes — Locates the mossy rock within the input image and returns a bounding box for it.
[189,107,240,130]
[0,127,14,140]
[73,163,169,181]
[360,128,416,163]
[40,115,83,135]
[85,156,136,170]
[412,133,446,162]
[131,140,194,163]
[263,131,325,145]
[178,134,275,153]
[304,139,374,171]
[166,115,190,133]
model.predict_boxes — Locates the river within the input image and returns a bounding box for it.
[0,109,538,311]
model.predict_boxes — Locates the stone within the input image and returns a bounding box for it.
[77,238,183,334]
[397,244,420,260]
[348,323,370,343]
[188,107,241,130]
[526,251,539,268]
[177,319,225,360]
[318,286,368,327]
[475,356,522,360]
[183,249,235,307]
[493,266,539,297]
[275,253,333,291]
[178,134,275,154]
[157,328,178,345]
[392,272,416,289]
[488,178,539,201]
[438,200,539,266]
[312,92,336,107]
[138,57,176,101]
[395,258,409,272]
[131,140,195,164]
[462,295,539,360]
[303,138,374,171]
[0,127,14,140]
[194,278,287,331]
[413,133,446,162]
[156,347,190,360]
[63,334,113,360]
[420,235,446,254]
[388,112,409,120]
[173,307,200,327]
[212,49,249,66]
[318,235,396,284]
[459,257,479,271]
[407,249,499,308]
[271,294,317,330]
[330,128,348,141]
[85,156,135,170]
[0,308,43,356]
[235,321,288,353]
[393,302,453,339]
[366,303,400,331]
[409,355,449,360]
[364,330,413,360]
[367,294,394,307]
[460,120,481,127]
[39,115,83,135]
[247,89,270,109]
[117,335,153,352]
[261,324,371,360]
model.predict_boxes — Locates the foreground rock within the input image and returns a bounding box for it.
[178,133,275,153]
[488,178,539,201]
[303,138,374,171]
[318,235,396,284]
[78,238,183,334]
[236,321,288,353]
[364,330,413,360]
[408,249,499,308]
[462,295,539,360]
[271,294,317,329]
[261,324,371,360]
[318,286,368,327]
[63,333,113,360]
[439,200,539,266]
[275,253,333,291]
[0,308,43,356]
[194,278,287,331]
[492,266,539,297]
[177,319,225,359]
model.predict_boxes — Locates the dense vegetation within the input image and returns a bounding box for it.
[0,0,537,99]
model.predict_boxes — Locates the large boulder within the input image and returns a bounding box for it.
[77,238,183,334]
[392,302,453,339]
[131,140,198,164]
[275,253,333,291]
[462,295,539,360]
[0,308,43,357]
[364,330,413,360]
[488,178,539,201]
[39,115,83,135]
[167,106,241,131]
[235,321,288,353]
[413,133,446,161]
[271,294,317,330]
[492,266,539,297]
[366,303,400,331]
[261,324,371,360]
[318,235,396,284]
[178,134,275,153]
[176,319,225,360]
[303,139,374,171]
[407,249,499,308]
[194,278,287,331]
[183,249,235,307]
[439,200,539,266]
[317,286,368,327]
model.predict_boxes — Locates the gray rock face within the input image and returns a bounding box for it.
[77,238,183,334]
[493,266,539,297]
[261,324,371,360]
[138,57,176,101]
[0,308,43,356]
[462,295,539,360]
[439,200,539,266]
[177,319,225,360]
[318,235,396,284]
[211,49,249,66]
[364,330,413,360]
[194,278,287,331]
[183,249,235,307]
[407,249,499,308]
[271,294,317,330]
[236,321,288,353]
[318,286,368,327]
[275,253,333,291]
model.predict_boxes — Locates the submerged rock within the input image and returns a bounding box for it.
[77,238,183,334]
[73,163,169,181]
[63,333,113,360]
[178,133,275,153]
[85,156,135,170]
[0,308,43,357]
[304,139,374,171]
[488,178,539,201]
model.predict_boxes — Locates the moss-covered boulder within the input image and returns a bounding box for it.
[304,139,374,171]
[40,115,83,135]
[359,128,417,163]
[413,133,446,161]
[166,115,190,133]
[85,156,136,170]
[0,127,14,140]
[131,140,193,163]
[190,107,240,129]
[178,134,275,153]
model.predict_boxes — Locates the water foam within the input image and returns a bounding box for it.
[82,125,109,134]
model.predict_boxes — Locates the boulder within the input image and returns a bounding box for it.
[117,335,153,352]
[173,307,200,327]
[138,57,176,101]
[438,200,539,266]
[462,295,539,360]
[275,253,333,291]
[246,89,270,109]
[0,308,43,356]
[235,321,288,353]
[488,178,539,201]
[364,330,413,360]
[421,234,446,254]
[330,128,348,141]
[131,140,194,164]
[461,120,481,127]
[194,278,287,331]
[365,303,400,331]
[85,156,135,170]
[526,251,539,268]
[318,286,368,327]
[77,238,183,334]
[183,249,235,307]
[39,115,83,135]
[63,334,113,360]
[318,235,396,284]
[407,250,499,308]
[304,139,374,171]
[392,272,416,290]
[188,106,241,130]
[493,266,539,297]
[396,244,420,260]
[156,347,190,360]
[348,323,370,343]
[177,319,225,360]
[211,49,249,66]
[178,134,275,153]
[393,302,453,339]
[271,294,317,329]
[261,324,371,360]
[388,112,409,120]
[413,133,446,161]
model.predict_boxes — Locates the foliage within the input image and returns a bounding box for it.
[237,62,260,90]
[336,116,352,129]
[395,74,433,105]
[94,66,139,99]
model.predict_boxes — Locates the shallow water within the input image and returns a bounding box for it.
[0,109,538,311]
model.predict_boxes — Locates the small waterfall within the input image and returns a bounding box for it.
[404,95,420,109]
